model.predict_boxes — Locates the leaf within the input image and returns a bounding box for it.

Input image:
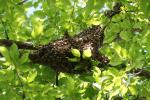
[67,58,80,62]
[86,18,100,25]
[109,54,123,66]
[82,49,92,59]
[59,76,75,94]
[85,0,94,13]
[27,70,37,83]
[129,85,138,95]
[19,53,29,64]
[113,77,121,86]
[0,69,14,81]
[108,68,120,77]
[112,42,128,60]
[58,77,68,86]
[0,46,11,63]
[120,31,133,41]
[112,42,121,57]
[79,74,94,82]
[139,0,150,17]
[104,83,114,91]
[93,66,101,82]
[97,91,102,100]
[0,1,7,9]
[31,17,44,38]
[120,85,128,96]
[9,44,20,66]
[109,88,120,99]
[71,49,81,57]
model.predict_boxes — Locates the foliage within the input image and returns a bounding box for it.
[0,0,150,100]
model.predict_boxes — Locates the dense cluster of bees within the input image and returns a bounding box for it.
[29,25,109,73]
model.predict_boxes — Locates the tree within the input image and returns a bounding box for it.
[0,0,150,100]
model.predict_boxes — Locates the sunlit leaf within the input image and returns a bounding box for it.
[129,85,138,95]
[9,44,19,65]
[67,57,80,62]
[120,85,128,96]
[120,31,133,41]
[0,46,11,63]
[27,70,37,83]
[19,53,29,64]
[82,49,92,59]
[71,48,81,57]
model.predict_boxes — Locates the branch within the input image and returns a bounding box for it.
[17,0,28,5]
[99,61,150,79]
[132,69,150,78]
[0,39,39,50]
[105,2,122,19]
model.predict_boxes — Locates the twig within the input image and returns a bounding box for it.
[132,69,150,78]
[55,72,59,86]
[17,0,28,5]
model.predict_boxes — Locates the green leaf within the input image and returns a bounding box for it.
[120,31,133,41]
[129,85,138,95]
[82,49,92,59]
[31,17,44,38]
[108,68,120,76]
[67,57,80,62]
[120,85,128,96]
[109,54,123,66]
[139,0,150,17]
[93,66,101,82]
[0,46,11,63]
[109,88,120,99]
[0,69,14,81]
[113,77,121,86]
[27,70,37,83]
[71,49,81,57]
[79,74,94,82]
[0,1,7,9]
[9,43,19,64]
[19,53,29,64]
[112,42,128,60]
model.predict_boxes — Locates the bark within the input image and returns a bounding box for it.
[0,39,39,50]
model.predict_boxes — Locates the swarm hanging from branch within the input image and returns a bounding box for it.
[29,25,109,74]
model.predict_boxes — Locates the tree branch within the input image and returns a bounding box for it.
[17,0,28,5]
[132,69,150,78]
[0,39,39,50]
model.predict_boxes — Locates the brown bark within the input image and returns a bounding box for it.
[0,39,39,50]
